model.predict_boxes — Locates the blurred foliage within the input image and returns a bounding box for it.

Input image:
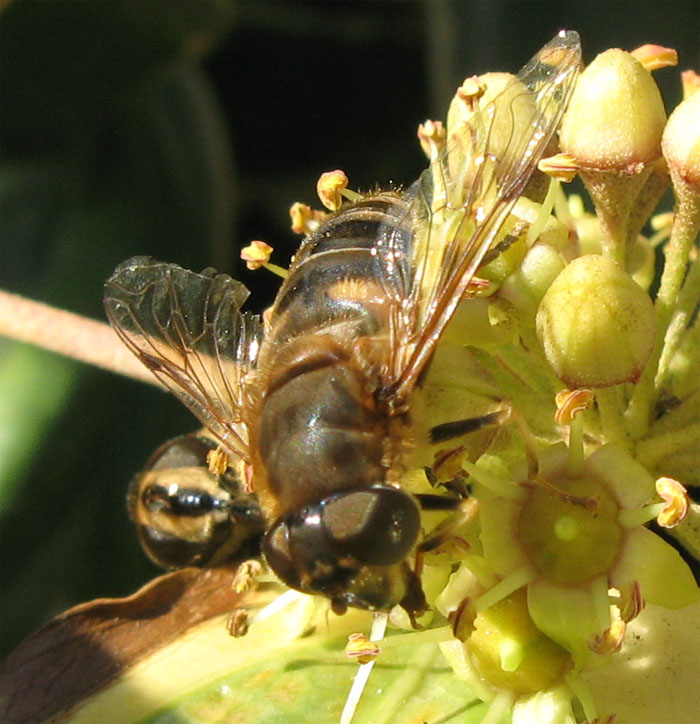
[1,0,698,660]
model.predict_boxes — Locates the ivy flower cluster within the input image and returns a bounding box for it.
[271,41,700,724]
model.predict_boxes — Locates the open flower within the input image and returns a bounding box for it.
[406,37,700,724]
[476,442,698,665]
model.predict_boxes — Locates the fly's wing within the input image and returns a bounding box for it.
[104,257,262,462]
[375,30,582,396]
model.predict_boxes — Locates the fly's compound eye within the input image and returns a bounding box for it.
[321,486,420,565]
[262,486,421,597]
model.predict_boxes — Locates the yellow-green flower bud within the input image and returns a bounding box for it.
[500,243,566,318]
[535,255,655,387]
[560,49,667,265]
[662,89,700,191]
[560,49,666,172]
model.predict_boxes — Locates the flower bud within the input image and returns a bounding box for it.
[500,243,565,318]
[536,255,655,387]
[662,89,700,191]
[560,49,666,172]
[560,49,667,264]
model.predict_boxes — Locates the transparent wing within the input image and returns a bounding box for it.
[104,257,263,461]
[375,30,582,395]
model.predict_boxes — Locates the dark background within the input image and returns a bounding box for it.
[1,0,698,657]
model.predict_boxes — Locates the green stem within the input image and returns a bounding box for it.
[626,188,700,439]
[635,421,700,469]
[596,386,630,450]
[568,412,585,476]
[662,314,700,401]
[649,389,700,435]
[656,240,700,387]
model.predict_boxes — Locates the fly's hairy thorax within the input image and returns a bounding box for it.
[248,193,415,521]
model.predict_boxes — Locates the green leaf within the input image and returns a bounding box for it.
[0,570,494,724]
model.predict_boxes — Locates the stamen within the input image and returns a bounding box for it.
[377,625,453,649]
[417,119,445,162]
[345,633,381,665]
[648,215,673,247]
[206,446,229,475]
[588,619,626,654]
[340,613,387,724]
[538,153,580,184]
[240,241,289,278]
[457,76,486,105]
[591,575,612,633]
[231,559,263,593]
[617,502,666,528]
[476,566,537,613]
[226,608,249,637]
[655,476,690,527]
[681,69,700,99]
[480,690,516,724]
[555,388,594,476]
[630,44,678,71]
[462,460,526,502]
[289,201,329,235]
[240,240,272,269]
[568,414,585,476]
[616,581,645,622]
[555,388,595,426]
[250,588,302,623]
[317,169,349,211]
[339,188,362,203]
[566,672,598,723]
[527,176,561,244]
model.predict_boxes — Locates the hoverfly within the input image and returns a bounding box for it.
[129,430,263,569]
[105,31,581,622]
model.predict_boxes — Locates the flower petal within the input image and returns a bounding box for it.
[480,497,529,575]
[527,577,609,665]
[584,443,656,508]
[611,527,700,607]
[584,601,700,724]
